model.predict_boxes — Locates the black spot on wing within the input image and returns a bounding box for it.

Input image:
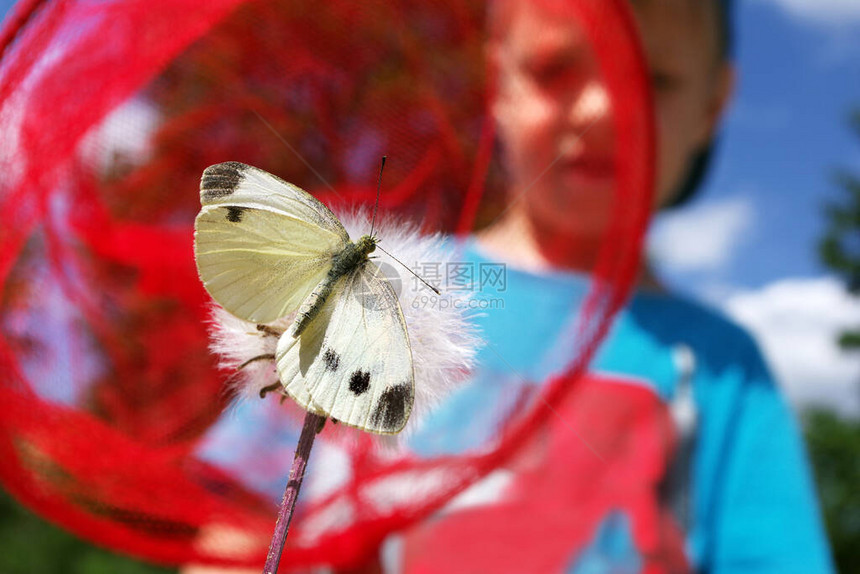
[370,383,412,431]
[225,206,246,222]
[323,348,340,372]
[201,162,246,201]
[348,370,370,395]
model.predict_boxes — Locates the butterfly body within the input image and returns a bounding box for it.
[195,162,414,434]
[290,234,376,337]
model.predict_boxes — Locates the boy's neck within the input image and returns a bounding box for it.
[476,211,666,292]
[476,211,602,273]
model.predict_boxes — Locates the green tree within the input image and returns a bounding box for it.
[806,106,860,574]
[804,409,860,573]
[819,108,860,348]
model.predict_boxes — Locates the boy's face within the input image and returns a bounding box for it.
[491,0,732,238]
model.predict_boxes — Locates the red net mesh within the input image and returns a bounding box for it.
[0,0,654,570]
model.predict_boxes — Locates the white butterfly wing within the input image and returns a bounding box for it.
[276,261,414,434]
[195,162,349,323]
[200,162,349,239]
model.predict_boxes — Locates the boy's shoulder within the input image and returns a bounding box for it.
[625,289,771,381]
[631,289,754,342]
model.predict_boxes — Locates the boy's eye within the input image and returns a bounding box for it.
[651,72,681,92]
[529,60,566,83]
[529,58,580,87]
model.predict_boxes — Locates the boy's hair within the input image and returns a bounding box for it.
[664,0,733,208]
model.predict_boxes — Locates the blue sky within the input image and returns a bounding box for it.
[651,0,860,294]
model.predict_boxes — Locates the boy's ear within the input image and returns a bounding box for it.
[698,62,736,144]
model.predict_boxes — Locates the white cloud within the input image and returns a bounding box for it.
[724,276,860,417]
[756,0,860,26]
[648,196,754,273]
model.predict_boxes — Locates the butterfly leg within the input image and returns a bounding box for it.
[256,324,283,337]
[259,380,285,399]
[238,353,276,370]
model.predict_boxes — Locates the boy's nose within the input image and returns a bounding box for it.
[559,80,613,155]
[566,80,610,131]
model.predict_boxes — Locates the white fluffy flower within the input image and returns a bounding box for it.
[207,208,482,440]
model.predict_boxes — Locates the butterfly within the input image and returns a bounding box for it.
[194,161,414,434]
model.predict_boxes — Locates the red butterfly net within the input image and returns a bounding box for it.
[0,0,661,571]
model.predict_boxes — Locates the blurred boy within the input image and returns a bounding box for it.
[390,0,835,572]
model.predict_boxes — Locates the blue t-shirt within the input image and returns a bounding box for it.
[400,239,833,573]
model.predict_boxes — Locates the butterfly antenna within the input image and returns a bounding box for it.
[370,156,386,238]
[376,244,441,295]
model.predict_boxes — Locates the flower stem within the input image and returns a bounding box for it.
[263,411,325,574]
